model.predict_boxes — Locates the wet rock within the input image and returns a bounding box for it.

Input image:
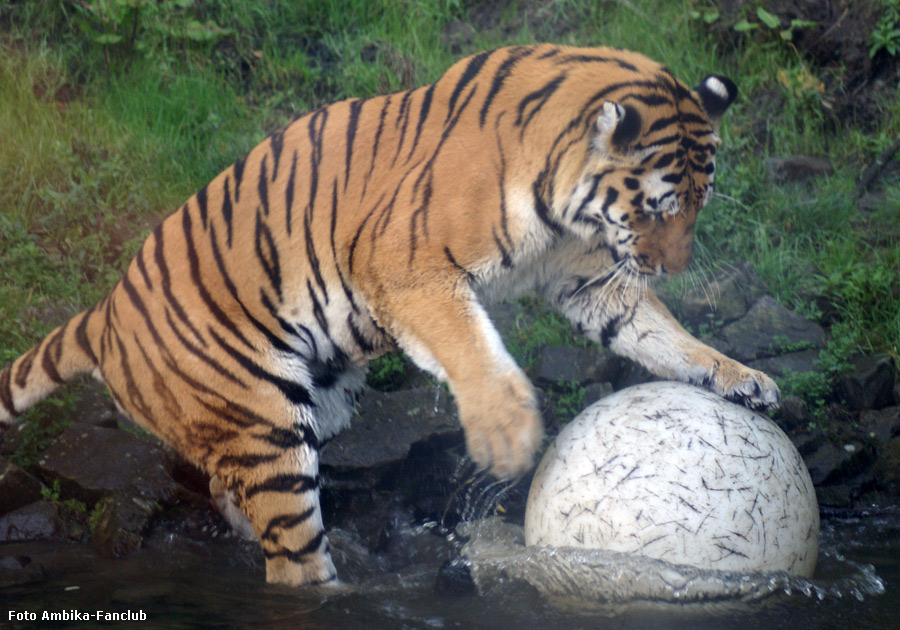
[74,406,120,429]
[321,387,461,483]
[765,155,834,182]
[91,494,158,557]
[860,407,900,443]
[534,345,621,386]
[0,552,44,587]
[874,437,900,495]
[775,395,810,433]
[584,382,614,406]
[719,296,826,363]
[801,437,874,486]
[679,262,768,329]
[0,501,66,542]
[748,349,821,379]
[835,354,896,411]
[35,425,178,505]
[0,457,44,516]
[435,558,477,596]
[816,484,853,508]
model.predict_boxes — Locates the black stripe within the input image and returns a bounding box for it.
[262,529,326,561]
[347,315,375,354]
[233,154,247,202]
[135,243,154,290]
[258,424,319,450]
[552,53,638,72]
[444,247,474,282]
[646,115,681,135]
[330,179,358,311]
[408,83,435,160]
[14,346,38,389]
[257,154,270,216]
[307,108,327,221]
[260,508,316,543]
[74,305,98,366]
[182,210,255,351]
[408,171,433,267]
[480,46,535,127]
[306,280,330,338]
[155,220,207,348]
[195,397,273,430]
[269,128,286,181]
[255,211,283,302]
[599,187,620,223]
[132,330,182,419]
[392,90,414,166]
[516,73,566,129]
[196,185,209,229]
[624,93,671,107]
[345,99,364,191]
[0,366,16,417]
[572,170,612,223]
[493,229,513,268]
[304,211,329,305]
[532,171,564,235]
[41,328,65,385]
[208,222,295,356]
[209,328,314,407]
[163,307,247,388]
[222,176,234,248]
[447,50,491,123]
[600,312,624,347]
[363,95,391,198]
[285,149,298,236]
[218,452,281,469]
[245,473,318,499]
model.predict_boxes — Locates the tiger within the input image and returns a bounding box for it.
[0,44,780,587]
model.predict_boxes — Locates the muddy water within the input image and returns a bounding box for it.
[1,510,897,629]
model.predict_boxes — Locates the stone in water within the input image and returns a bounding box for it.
[524,381,818,576]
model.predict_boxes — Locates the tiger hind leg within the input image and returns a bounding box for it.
[217,445,337,586]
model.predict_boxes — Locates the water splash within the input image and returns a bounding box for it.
[458,519,885,614]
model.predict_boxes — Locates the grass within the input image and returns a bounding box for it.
[0,0,898,419]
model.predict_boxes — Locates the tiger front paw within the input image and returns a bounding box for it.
[709,360,781,412]
[459,373,543,479]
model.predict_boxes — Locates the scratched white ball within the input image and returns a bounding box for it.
[524,381,819,576]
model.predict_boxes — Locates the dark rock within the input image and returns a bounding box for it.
[816,484,853,508]
[0,551,44,587]
[875,437,900,495]
[435,558,477,596]
[719,296,826,363]
[679,262,768,329]
[91,494,157,557]
[835,354,897,411]
[584,382,614,406]
[0,501,66,542]
[36,425,178,505]
[748,349,820,379]
[860,407,900,443]
[74,406,120,429]
[802,438,874,487]
[534,345,621,386]
[321,387,461,481]
[776,395,810,433]
[0,457,44,516]
[765,155,834,182]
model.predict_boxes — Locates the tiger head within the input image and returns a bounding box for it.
[564,74,737,275]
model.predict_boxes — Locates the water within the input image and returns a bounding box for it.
[1,509,897,629]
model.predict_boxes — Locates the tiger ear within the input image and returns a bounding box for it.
[694,75,738,124]
[593,101,642,153]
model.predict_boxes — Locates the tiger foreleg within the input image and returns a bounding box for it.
[376,284,543,478]
[551,278,781,411]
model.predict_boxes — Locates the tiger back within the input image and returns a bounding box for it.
[0,44,779,586]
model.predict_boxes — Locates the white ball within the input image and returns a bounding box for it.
[524,381,819,576]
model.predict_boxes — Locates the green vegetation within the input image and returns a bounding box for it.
[1,1,898,419]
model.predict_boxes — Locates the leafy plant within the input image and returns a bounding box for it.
[870,0,900,58]
[71,0,233,71]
